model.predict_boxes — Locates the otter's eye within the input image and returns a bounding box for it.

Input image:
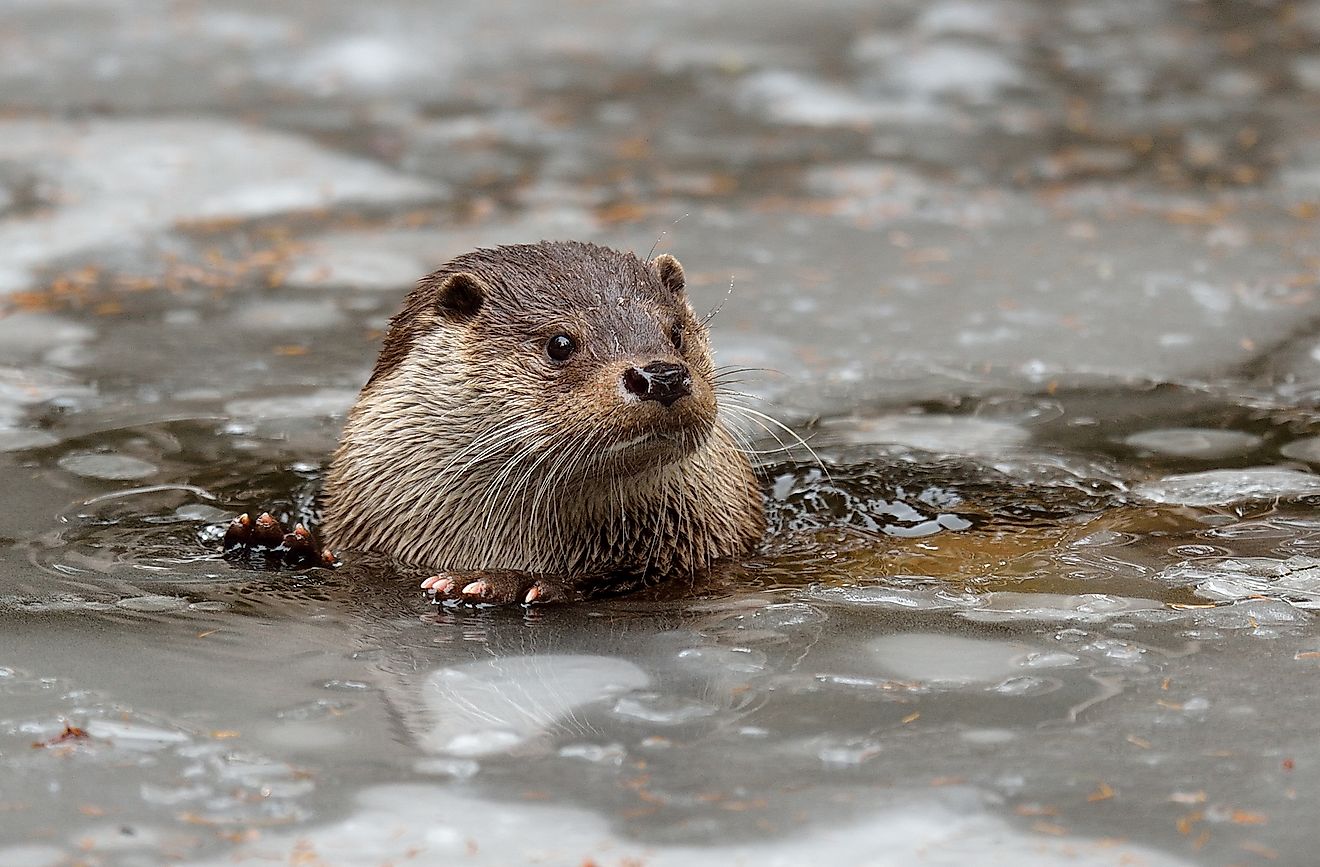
[546,334,577,362]
[670,322,684,352]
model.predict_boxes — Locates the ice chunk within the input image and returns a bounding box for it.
[876,43,1024,104]
[0,429,58,452]
[419,655,649,756]
[84,719,190,745]
[0,366,95,411]
[915,2,1009,38]
[813,736,884,766]
[58,451,157,481]
[675,646,766,674]
[867,633,1075,686]
[0,314,94,362]
[1133,468,1320,505]
[1295,55,1320,91]
[227,299,346,332]
[196,782,1192,867]
[1123,427,1261,459]
[1280,436,1320,464]
[557,743,626,765]
[282,217,602,295]
[736,70,950,127]
[115,595,189,613]
[0,845,67,867]
[612,693,720,725]
[962,592,1164,623]
[805,585,974,611]
[823,414,1030,455]
[283,35,444,94]
[0,118,441,294]
[807,585,1161,624]
[1183,598,1312,629]
[1160,556,1320,609]
[285,247,428,292]
[224,389,358,420]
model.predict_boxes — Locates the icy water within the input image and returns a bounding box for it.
[4,0,1320,864]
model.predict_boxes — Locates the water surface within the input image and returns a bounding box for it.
[3,0,1320,864]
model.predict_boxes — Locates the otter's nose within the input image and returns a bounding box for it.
[623,361,692,407]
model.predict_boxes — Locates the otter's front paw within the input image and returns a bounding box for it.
[421,571,582,606]
[223,512,336,568]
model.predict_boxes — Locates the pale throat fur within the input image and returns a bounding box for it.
[319,242,765,580]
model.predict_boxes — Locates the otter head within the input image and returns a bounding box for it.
[323,240,765,573]
[365,241,720,484]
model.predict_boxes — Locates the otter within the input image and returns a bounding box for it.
[226,241,765,605]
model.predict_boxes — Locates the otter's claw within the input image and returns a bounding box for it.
[222,513,254,552]
[422,571,582,607]
[222,512,335,568]
[420,575,456,594]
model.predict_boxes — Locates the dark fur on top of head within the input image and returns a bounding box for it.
[321,240,765,584]
[367,242,688,389]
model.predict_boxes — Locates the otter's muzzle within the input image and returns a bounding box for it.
[623,361,692,408]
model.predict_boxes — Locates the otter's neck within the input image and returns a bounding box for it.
[322,412,764,578]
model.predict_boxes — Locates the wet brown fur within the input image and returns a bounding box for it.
[321,241,765,588]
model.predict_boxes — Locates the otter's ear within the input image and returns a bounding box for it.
[652,254,685,297]
[431,272,487,321]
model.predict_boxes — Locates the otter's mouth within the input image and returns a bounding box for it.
[606,431,685,454]
[606,433,662,454]
[603,427,706,460]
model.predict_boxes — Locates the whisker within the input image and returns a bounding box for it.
[527,425,597,532]
[721,402,797,460]
[714,386,764,402]
[703,274,736,326]
[722,402,831,481]
[646,213,691,261]
[714,365,784,379]
[719,416,777,463]
[374,419,542,543]
[481,434,555,538]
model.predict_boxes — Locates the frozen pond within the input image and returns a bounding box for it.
[3,0,1320,863]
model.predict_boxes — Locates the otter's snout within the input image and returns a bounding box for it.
[623,361,692,407]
